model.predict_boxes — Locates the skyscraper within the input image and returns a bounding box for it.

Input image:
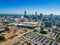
[40,13,43,20]
[24,11,27,18]
[35,12,37,16]
[50,14,53,20]
[35,12,38,21]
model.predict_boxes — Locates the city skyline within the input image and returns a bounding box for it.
[0,0,60,15]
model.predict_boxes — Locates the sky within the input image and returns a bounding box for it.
[0,0,60,15]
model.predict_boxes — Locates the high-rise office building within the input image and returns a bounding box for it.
[44,21,53,27]
[34,12,38,21]
[35,12,37,16]
[40,13,43,20]
[50,14,53,20]
[24,11,27,18]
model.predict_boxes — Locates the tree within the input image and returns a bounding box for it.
[0,36,6,41]
[5,27,9,31]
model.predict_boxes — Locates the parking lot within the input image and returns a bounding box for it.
[24,32,60,45]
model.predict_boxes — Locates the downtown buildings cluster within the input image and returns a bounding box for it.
[0,11,60,45]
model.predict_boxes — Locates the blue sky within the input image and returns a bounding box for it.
[0,0,60,14]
